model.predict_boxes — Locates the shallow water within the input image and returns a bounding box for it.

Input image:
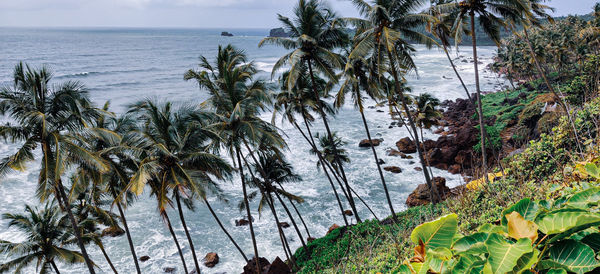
[0,28,507,273]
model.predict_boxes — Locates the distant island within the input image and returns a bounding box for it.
[269,27,290,37]
[221,31,234,37]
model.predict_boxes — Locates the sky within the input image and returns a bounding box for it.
[0,0,597,28]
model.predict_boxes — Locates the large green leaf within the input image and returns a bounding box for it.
[501,198,540,225]
[451,254,485,274]
[453,232,489,254]
[567,187,600,208]
[581,232,600,252]
[508,249,540,274]
[484,233,533,274]
[535,209,600,235]
[410,213,457,249]
[545,269,567,274]
[537,240,600,274]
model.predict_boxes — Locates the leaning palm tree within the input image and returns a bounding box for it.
[259,0,363,222]
[344,0,441,203]
[413,93,442,175]
[0,203,87,274]
[0,63,108,273]
[336,51,398,219]
[450,0,520,178]
[126,100,233,274]
[185,44,284,273]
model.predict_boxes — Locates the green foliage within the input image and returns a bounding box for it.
[402,186,600,273]
[474,125,502,153]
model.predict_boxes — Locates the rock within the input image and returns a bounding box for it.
[377,159,385,165]
[308,237,316,242]
[236,216,254,226]
[243,257,270,274]
[278,222,290,228]
[220,31,234,37]
[359,139,382,148]
[204,252,219,267]
[327,224,340,234]
[163,267,176,273]
[376,109,384,112]
[396,137,417,153]
[384,166,402,173]
[139,256,150,262]
[102,226,125,237]
[414,167,423,171]
[406,177,451,207]
[343,210,353,216]
[448,164,461,174]
[269,27,290,37]
[266,257,291,274]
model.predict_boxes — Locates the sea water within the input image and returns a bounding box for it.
[0,28,506,273]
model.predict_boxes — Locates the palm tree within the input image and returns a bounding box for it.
[0,63,108,273]
[185,44,284,273]
[450,0,520,179]
[344,0,441,203]
[413,93,442,176]
[336,51,398,219]
[126,100,233,274]
[0,203,87,274]
[259,0,363,222]
[427,0,472,100]
[272,69,351,227]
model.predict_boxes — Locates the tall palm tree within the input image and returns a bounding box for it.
[259,0,363,222]
[344,0,441,203]
[413,93,442,176]
[0,203,87,274]
[427,0,472,100]
[185,44,284,273]
[336,51,398,219]
[450,0,520,178]
[0,63,108,273]
[126,100,233,274]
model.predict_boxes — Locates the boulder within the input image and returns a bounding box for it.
[139,256,150,262]
[102,226,125,237]
[221,31,234,37]
[307,237,316,242]
[396,137,417,153]
[414,167,423,171]
[448,164,461,174]
[359,139,382,147]
[266,257,291,274]
[236,216,254,226]
[327,224,340,234]
[278,222,290,228]
[387,149,411,158]
[269,27,290,37]
[377,159,385,165]
[406,177,451,207]
[343,210,353,216]
[204,252,219,267]
[384,166,402,173]
[163,267,176,273]
[243,257,270,274]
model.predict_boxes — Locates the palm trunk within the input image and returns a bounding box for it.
[174,191,201,274]
[387,50,440,204]
[306,60,361,222]
[97,241,118,274]
[359,109,396,219]
[56,180,97,274]
[276,182,311,238]
[203,197,248,261]
[235,148,260,274]
[241,141,307,249]
[443,44,472,101]
[164,213,189,274]
[470,12,489,182]
[265,193,293,264]
[51,260,61,274]
[110,187,141,274]
[296,118,349,227]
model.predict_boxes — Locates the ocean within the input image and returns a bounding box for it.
[0,27,506,273]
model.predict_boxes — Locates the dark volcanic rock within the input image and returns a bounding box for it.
[328,224,340,234]
[396,137,417,153]
[343,210,353,216]
[406,177,451,207]
[139,256,150,262]
[278,222,290,228]
[243,257,270,274]
[102,226,125,237]
[384,166,402,173]
[359,138,382,147]
[266,257,291,274]
[163,267,176,273]
[269,27,290,37]
[204,252,219,267]
[221,31,234,37]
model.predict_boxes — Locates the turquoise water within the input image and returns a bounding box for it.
[0,28,506,273]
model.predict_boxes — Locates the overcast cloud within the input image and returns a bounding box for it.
[0,0,597,28]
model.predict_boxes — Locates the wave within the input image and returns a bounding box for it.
[54,67,160,79]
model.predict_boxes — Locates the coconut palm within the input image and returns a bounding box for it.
[126,99,233,274]
[0,203,87,274]
[413,93,442,175]
[185,44,284,273]
[259,0,363,222]
[0,63,108,273]
[344,0,441,203]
